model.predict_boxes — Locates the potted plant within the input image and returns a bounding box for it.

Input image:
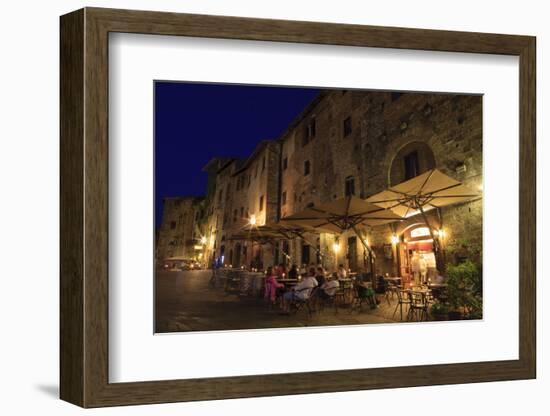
[430,301,450,321]
[446,260,482,320]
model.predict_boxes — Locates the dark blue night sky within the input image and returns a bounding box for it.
[154,82,321,228]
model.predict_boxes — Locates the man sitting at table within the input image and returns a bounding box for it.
[319,273,340,301]
[281,267,318,313]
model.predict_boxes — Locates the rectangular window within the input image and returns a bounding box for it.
[345,176,355,196]
[307,118,316,139]
[304,160,311,176]
[170,221,176,230]
[283,157,288,170]
[240,207,244,218]
[343,116,352,137]
[404,150,420,180]
[233,209,238,223]
[301,244,310,265]
[282,191,287,205]
[302,118,316,146]
[259,195,264,211]
[262,156,266,171]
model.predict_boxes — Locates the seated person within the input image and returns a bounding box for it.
[336,264,347,279]
[264,266,284,304]
[319,274,340,301]
[375,275,388,294]
[282,268,318,313]
[288,264,299,279]
[315,266,326,287]
[355,282,378,309]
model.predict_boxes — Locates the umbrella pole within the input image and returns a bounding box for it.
[352,226,376,284]
[417,202,445,274]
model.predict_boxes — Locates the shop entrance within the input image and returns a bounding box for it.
[399,225,438,285]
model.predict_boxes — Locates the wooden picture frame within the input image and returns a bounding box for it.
[60,7,536,408]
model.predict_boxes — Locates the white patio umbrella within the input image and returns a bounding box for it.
[229,223,314,264]
[366,169,480,219]
[281,196,403,276]
[366,169,481,270]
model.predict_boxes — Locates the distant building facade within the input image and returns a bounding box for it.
[156,196,204,267]
[156,90,482,280]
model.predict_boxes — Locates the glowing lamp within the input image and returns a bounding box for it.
[391,234,399,245]
[249,215,257,226]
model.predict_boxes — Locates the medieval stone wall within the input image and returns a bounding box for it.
[156,196,204,265]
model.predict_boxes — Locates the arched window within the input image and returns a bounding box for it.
[389,141,435,186]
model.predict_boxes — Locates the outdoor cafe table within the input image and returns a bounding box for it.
[407,286,433,307]
[239,271,265,296]
[384,276,402,286]
[278,279,299,288]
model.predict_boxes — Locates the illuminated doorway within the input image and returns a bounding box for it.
[399,225,438,285]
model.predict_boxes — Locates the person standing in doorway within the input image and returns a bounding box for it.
[419,254,428,284]
[411,252,420,286]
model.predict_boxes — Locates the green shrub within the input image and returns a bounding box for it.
[431,302,449,315]
[446,260,482,318]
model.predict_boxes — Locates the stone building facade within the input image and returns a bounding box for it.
[157,89,482,280]
[275,90,481,279]
[201,141,281,269]
[156,196,204,267]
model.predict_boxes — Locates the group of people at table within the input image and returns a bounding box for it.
[263,264,375,314]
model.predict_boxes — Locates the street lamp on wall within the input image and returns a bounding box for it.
[249,215,257,226]
[391,234,399,245]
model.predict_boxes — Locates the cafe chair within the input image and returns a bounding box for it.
[392,289,412,321]
[318,290,339,315]
[290,287,319,318]
[408,291,428,321]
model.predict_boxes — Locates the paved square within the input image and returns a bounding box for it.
[155,270,401,333]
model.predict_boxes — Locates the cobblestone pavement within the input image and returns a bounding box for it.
[155,270,403,333]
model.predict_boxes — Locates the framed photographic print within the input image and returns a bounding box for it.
[60,7,536,408]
